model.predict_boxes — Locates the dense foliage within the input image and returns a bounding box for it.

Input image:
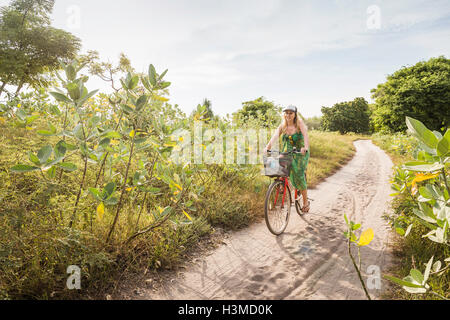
[320,97,371,134]
[370,56,450,134]
[373,118,449,300]
[232,96,282,128]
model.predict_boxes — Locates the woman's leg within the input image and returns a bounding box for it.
[301,189,308,207]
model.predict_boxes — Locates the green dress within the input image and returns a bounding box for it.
[282,132,309,191]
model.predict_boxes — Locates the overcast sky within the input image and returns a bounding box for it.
[3,0,449,117]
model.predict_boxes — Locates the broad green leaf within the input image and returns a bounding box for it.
[404,163,444,172]
[149,64,157,86]
[160,82,171,89]
[46,165,57,179]
[57,162,77,172]
[67,82,81,100]
[104,197,118,206]
[406,116,438,149]
[410,269,424,284]
[419,202,437,220]
[65,64,77,81]
[383,275,425,289]
[396,227,405,236]
[432,261,442,273]
[54,141,67,158]
[159,69,168,80]
[11,164,40,173]
[50,92,72,103]
[436,129,450,157]
[37,130,54,137]
[102,131,121,139]
[135,95,148,111]
[357,228,374,246]
[28,152,40,166]
[404,224,413,237]
[418,186,433,199]
[88,188,102,201]
[423,256,434,283]
[129,75,139,90]
[73,123,85,141]
[77,89,99,107]
[88,115,101,128]
[37,145,53,164]
[146,187,161,194]
[121,104,134,114]
[433,131,443,140]
[102,182,116,200]
[413,208,436,224]
[99,138,111,148]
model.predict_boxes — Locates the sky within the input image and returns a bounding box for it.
[2,0,450,117]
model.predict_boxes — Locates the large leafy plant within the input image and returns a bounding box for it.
[386,116,449,299]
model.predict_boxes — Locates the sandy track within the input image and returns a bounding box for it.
[129,140,395,300]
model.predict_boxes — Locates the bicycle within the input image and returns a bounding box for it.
[263,149,308,235]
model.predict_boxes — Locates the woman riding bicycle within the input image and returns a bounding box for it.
[264,105,311,213]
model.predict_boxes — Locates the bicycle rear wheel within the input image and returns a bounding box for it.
[264,179,291,235]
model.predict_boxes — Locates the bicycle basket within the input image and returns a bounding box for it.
[263,154,293,177]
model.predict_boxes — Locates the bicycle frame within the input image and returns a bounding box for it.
[273,177,299,209]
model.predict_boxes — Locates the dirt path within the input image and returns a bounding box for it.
[124,139,396,300]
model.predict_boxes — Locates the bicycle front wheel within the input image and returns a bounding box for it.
[264,180,291,235]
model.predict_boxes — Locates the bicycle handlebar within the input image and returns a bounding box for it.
[266,149,303,155]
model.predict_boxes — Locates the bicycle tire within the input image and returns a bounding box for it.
[264,179,291,235]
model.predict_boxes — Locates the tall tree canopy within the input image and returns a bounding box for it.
[321,97,371,134]
[370,56,450,133]
[0,0,81,97]
[233,96,282,128]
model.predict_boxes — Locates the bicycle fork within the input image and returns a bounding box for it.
[274,177,293,209]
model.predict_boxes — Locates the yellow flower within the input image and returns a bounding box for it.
[173,183,183,191]
[411,173,440,195]
[183,210,192,221]
[358,228,374,246]
[97,202,105,220]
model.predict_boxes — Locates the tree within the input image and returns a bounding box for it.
[304,116,322,130]
[321,97,371,134]
[370,56,450,133]
[233,96,282,128]
[0,0,81,97]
